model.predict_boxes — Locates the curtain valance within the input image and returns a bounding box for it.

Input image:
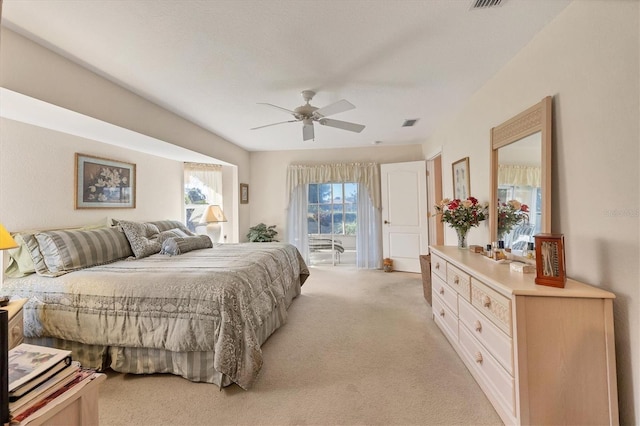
[498,164,541,187]
[184,163,222,172]
[286,163,381,209]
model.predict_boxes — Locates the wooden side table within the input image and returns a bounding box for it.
[19,373,106,426]
[1,298,27,349]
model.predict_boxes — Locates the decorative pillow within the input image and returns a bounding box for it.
[4,220,113,277]
[160,235,213,256]
[156,228,190,245]
[4,233,37,277]
[146,220,196,236]
[118,220,161,259]
[15,233,52,277]
[34,227,133,276]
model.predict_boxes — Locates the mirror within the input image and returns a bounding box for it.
[490,96,552,250]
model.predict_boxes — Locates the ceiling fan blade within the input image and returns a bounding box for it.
[257,102,296,115]
[303,122,315,141]
[313,99,355,118]
[251,120,297,130]
[318,118,365,133]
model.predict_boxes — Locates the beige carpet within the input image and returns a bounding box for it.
[99,266,502,426]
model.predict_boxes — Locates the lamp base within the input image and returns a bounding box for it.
[199,223,222,244]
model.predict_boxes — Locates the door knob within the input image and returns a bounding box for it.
[384,220,390,224]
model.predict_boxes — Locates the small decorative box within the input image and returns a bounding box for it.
[510,262,535,273]
[469,245,483,253]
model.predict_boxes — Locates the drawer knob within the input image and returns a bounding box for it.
[475,352,483,364]
[435,263,440,270]
[439,287,445,295]
[454,276,459,284]
[474,320,482,332]
[439,309,445,317]
[482,296,491,308]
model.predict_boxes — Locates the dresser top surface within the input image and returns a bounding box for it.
[430,246,615,299]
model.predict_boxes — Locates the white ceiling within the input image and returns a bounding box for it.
[1,0,571,152]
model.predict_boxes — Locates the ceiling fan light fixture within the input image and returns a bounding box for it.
[252,90,366,141]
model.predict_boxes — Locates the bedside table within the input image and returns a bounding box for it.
[1,298,27,349]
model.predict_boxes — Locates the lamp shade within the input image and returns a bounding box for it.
[0,224,17,250]
[199,205,227,224]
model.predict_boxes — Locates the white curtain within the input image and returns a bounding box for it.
[184,163,223,205]
[184,163,223,233]
[286,163,381,209]
[286,163,381,269]
[356,182,382,269]
[286,184,310,264]
[498,164,541,187]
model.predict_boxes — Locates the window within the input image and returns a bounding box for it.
[307,183,357,235]
[184,163,222,232]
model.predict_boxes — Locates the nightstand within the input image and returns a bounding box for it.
[1,298,27,349]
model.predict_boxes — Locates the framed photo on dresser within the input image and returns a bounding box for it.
[534,233,567,288]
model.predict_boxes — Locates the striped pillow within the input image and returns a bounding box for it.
[147,220,195,235]
[34,227,133,276]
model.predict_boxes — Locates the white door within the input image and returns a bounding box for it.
[381,161,429,273]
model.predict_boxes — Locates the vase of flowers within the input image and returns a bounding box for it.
[497,199,529,241]
[435,197,489,248]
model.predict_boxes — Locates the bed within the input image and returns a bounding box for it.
[0,220,309,389]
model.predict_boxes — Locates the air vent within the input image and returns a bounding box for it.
[470,0,505,9]
[402,119,419,127]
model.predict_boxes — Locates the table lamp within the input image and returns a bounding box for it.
[199,205,227,243]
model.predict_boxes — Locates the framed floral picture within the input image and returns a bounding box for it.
[75,153,136,209]
[452,157,470,200]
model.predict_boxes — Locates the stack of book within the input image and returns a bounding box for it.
[8,343,95,424]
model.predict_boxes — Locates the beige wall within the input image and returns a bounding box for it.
[0,118,183,230]
[423,1,639,423]
[249,144,424,241]
[0,27,251,235]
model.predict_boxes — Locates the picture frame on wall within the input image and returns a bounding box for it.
[75,153,136,209]
[240,183,249,204]
[452,157,470,200]
[534,233,567,288]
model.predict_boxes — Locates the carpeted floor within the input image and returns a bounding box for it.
[99,266,502,425]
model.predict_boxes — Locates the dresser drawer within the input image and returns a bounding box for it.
[458,324,515,417]
[471,278,512,336]
[432,275,458,315]
[8,309,24,349]
[431,253,447,281]
[459,298,513,374]
[432,292,458,343]
[447,263,471,301]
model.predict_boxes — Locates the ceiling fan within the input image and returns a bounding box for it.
[251,90,365,141]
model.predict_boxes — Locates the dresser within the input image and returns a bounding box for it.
[430,246,618,425]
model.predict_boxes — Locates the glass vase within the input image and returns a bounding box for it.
[456,228,469,249]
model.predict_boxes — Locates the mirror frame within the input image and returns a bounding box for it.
[490,96,553,242]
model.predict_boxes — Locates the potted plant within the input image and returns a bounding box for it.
[247,223,278,242]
